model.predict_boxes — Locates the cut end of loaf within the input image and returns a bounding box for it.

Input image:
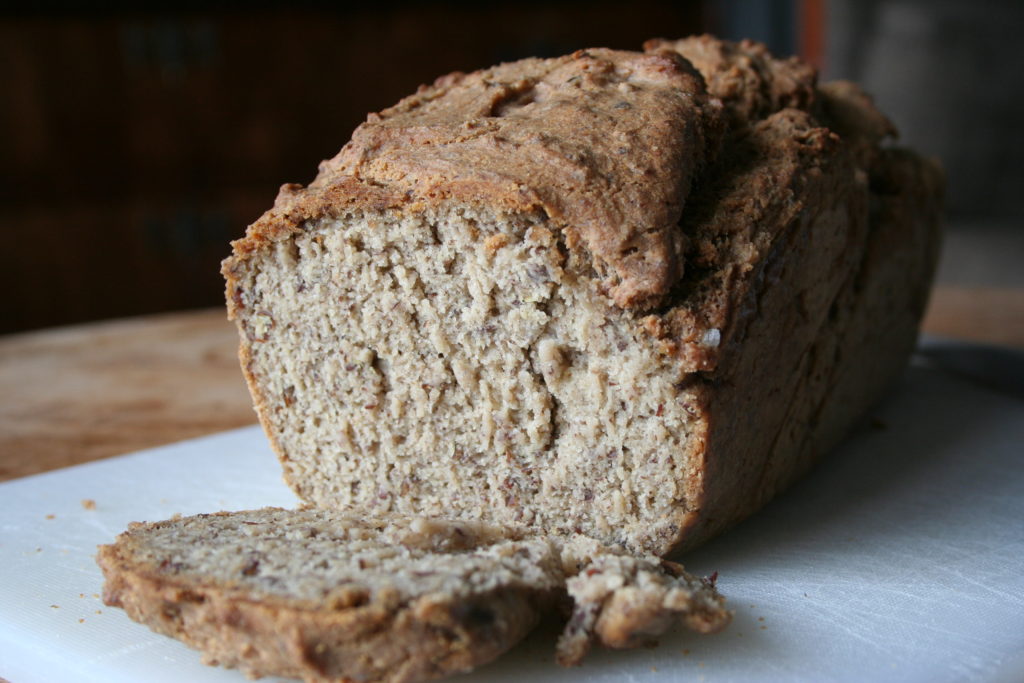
[225,202,707,554]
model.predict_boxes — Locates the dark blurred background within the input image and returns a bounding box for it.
[2,0,1021,334]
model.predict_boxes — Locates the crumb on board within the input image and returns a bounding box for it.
[50,604,59,609]
[758,617,765,622]
[81,499,96,510]
[79,618,85,624]
[45,514,55,520]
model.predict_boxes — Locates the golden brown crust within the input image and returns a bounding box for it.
[640,108,844,373]
[223,177,405,271]
[225,48,723,312]
[623,48,939,557]
[645,34,817,126]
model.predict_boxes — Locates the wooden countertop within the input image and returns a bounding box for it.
[1,285,1022,482]
[0,309,255,481]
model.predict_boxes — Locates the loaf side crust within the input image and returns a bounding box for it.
[677,148,943,552]
[631,40,943,553]
[640,107,849,373]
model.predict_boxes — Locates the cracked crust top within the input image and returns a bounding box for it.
[226,48,723,311]
[645,34,817,126]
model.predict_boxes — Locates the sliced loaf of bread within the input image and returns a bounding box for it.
[99,34,942,683]
[221,42,941,555]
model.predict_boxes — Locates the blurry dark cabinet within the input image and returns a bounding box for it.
[0,4,702,334]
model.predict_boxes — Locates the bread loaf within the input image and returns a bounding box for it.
[220,39,941,556]
[100,35,943,682]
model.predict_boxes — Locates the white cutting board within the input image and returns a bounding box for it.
[2,363,1023,683]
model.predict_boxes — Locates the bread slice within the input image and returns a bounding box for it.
[98,509,557,682]
[97,509,728,682]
